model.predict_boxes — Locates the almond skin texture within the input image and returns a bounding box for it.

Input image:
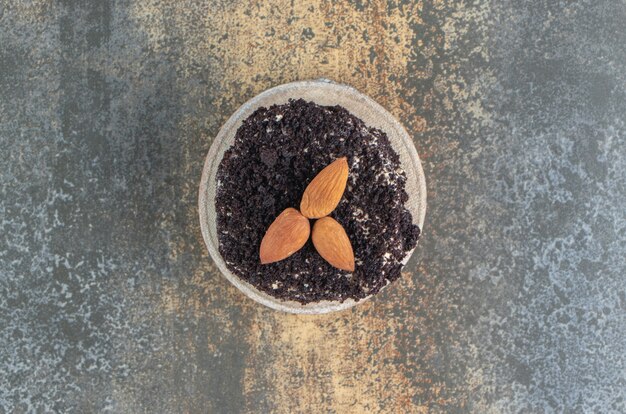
[311,216,355,272]
[300,157,349,219]
[260,208,310,264]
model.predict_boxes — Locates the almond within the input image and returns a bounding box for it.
[311,216,355,272]
[260,208,310,264]
[300,157,349,219]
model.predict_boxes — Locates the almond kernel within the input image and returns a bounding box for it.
[260,208,310,264]
[311,216,355,272]
[300,157,349,219]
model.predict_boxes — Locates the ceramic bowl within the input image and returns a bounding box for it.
[198,79,426,314]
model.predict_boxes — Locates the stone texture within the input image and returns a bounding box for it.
[1,0,625,412]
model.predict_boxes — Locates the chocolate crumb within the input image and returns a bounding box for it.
[215,99,420,304]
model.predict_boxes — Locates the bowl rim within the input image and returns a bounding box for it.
[198,79,426,314]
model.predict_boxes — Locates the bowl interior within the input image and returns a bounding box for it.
[198,79,426,314]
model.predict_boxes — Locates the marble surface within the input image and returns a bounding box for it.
[1,1,625,412]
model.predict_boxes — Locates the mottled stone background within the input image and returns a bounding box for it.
[1,0,625,412]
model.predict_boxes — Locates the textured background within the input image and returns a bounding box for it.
[1,0,625,412]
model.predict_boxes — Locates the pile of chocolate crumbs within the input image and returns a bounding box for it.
[215,99,420,304]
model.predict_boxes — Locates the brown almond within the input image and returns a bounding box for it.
[260,208,310,264]
[300,157,349,219]
[311,216,355,272]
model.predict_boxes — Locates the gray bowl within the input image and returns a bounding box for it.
[198,79,427,314]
